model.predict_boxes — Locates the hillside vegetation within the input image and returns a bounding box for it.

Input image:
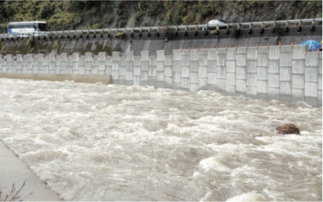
[0,0,321,32]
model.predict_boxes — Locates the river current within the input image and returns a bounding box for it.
[0,78,321,201]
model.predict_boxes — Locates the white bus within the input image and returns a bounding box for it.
[8,21,48,37]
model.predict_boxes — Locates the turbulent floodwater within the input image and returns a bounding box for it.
[0,78,321,201]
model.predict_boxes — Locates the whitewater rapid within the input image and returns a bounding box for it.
[0,78,321,201]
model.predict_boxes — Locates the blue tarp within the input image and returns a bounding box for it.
[299,40,322,51]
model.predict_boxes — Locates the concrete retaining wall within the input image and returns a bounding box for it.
[0,44,321,107]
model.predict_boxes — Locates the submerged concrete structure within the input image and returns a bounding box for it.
[0,44,321,107]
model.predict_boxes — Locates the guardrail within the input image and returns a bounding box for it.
[0,18,321,40]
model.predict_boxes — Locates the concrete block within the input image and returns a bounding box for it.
[305,82,318,97]
[105,65,111,75]
[217,55,226,66]
[112,52,119,61]
[189,49,198,60]
[156,72,164,82]
[134,66,141,76]
[292,75,304,89]
[181,55,190,66]
[226,48,236,60]
[141,71,149,81]
[247,73,257,86]
[199,78,208,90]
[119,76,126,85]
[280,53,292,66]
[237,47,247,54]
[148,66,158,76]
[268,74,280,88]
[118,57,126,66]
[134,56,141,66]
[181,66,190,77]
[207,48,217,60]
[318,91,322,107]
[319,75,322,90]
[246,86,257,95]
[246,61,257,73]
[247,47,257,60]
[280,67,292,81]
[305,52,319,67]
[173,61,181,72]
[216,79,226,91]
[190,84,199,92]
[157,50,165,61]
[199,67,208,78]
[149,57,156,67]
[217,48,227,55]
[257,67,268,80]
[257,46,269,53]
[319,60,322,74]
[126,71,133,81]
[207,84,218,92]
[173,82,181,90]
[172,71,181,83]
[84,61,91,71]
[112,70,119,80]
[292,89,304,101]
[305,67,318,82]
[181,49,190,56]
[208,73,217,85]
[112,61,119,71]
[126,61,133,71]
[165,55,172,66]
[105,57,112,66]
[236,66,247,80]
[236,54,247,66]
[217,67,226,79]
[164,77,172,88]
[190,72,199,84]
[281,45,292,53]
[257,81,268,94]
[227,61,236,73]
[292,45,306,59]
[268,88,280,99]
[189,60,199,72]
[119,65,126,76]
[125,51,133,61]
[141,61,149,71]
[156,61,164,71]
[133,76,141,85]
[257,54,268,67]
[140,51,149,61]
[226,73,236,85]
[181,78,190,89]
[269,46,280,60]
[236,80,246,92]
[164,66,172,77]
[198,53,208,67]
[268,60,279,73]
[280,81,292,95]
[148,77,156,87]
[98,61,106,71]
[292,60,305,74]
[207,60,217,72]
[226,85,236,94]
[173,50,181,61]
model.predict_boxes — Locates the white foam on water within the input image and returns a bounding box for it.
[0,78,321,201]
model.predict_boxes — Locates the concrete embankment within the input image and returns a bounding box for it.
[0,44,321,107]
[0,140,62,201]
[0,26,321,56]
